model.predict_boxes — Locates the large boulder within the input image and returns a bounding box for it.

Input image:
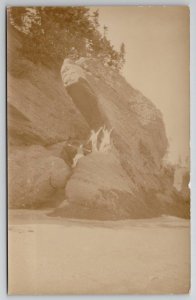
[8,145,71,208]
[51,153,162,219]
[66,153,134,210]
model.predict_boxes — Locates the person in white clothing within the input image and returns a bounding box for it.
[72,144,84,168]
[87,127,103,152]
[99,127,113,153]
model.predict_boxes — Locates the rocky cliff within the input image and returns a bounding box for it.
[7,29,189,218]
[61,58,168,192]
[7,28,90,147]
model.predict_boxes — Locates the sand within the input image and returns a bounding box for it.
[8,209,190,295]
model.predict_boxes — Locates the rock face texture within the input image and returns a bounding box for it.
[56,57,189,219]
[59,58,170,216]
[8,28,189,217]
[51,152,166,219]
[61,58,168,193]
[7,29,88,209]
[66,153,134,214]
[8,145,71,208]
[7,29,90,147]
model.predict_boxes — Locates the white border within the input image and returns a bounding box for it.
[1,0,195,299]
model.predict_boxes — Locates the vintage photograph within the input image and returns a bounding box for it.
[7,6,190,294]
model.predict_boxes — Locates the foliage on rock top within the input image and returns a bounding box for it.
[8,6,126,71]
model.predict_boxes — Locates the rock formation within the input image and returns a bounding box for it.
[61,58,168,192]
[8,145,71,208]
[7,28,189,218]
[7,29,90,147]
[54,57,181,219]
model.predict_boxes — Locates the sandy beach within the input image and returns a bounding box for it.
[8,209,190,295]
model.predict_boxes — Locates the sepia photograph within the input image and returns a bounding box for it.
[7,5,190,295]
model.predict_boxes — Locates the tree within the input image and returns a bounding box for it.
[8,7,126,71]
[119,42,126,69]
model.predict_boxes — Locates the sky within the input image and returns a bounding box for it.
[93,6,189,164]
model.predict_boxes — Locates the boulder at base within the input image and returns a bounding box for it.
[8,145,71,208]
[50,153,161,220]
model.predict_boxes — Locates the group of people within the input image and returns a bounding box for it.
[72,125,113,168]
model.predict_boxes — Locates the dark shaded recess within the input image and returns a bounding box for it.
[47,186,190,219]
[49,189,163,220]
[10,188,66,210]
[67,78,104,129]
[48,204,124,221]
[48,202,161,221]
